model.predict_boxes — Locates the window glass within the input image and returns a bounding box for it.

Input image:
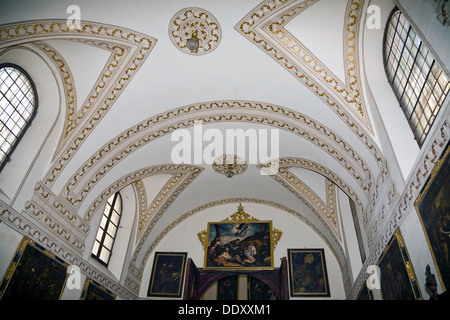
[0,65,37,169]
[91,192,122,266]
[384,9,450,146]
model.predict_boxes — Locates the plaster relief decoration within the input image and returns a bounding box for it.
[169,7,222,55]
[197,203,282,271]
[0,20,157,166]
[212,154,248,178]
[61,100,377,213]
[235,0,374,134]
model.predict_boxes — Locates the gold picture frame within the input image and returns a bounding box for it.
[414,144,450,292]
[199,204,281,271]
[377,229,422,300]
[0,237,69,300]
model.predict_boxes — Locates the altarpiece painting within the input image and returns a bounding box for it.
[199,204,282,271]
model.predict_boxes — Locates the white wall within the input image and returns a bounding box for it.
[0,222,23,282]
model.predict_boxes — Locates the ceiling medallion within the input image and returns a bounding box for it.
[169,7,222,55]
[212,154,247,178]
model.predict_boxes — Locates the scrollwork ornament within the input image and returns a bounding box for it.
[169,7,221,55]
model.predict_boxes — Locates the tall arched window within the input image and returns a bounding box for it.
[384,8,450,146]
[0,64,38,170]
[92,192,123,266]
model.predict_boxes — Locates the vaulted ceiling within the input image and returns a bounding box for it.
[3,0,441,299]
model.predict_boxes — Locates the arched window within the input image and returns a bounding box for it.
[384,8,450,146]
[0,64,38,170]
[92,192,122,266]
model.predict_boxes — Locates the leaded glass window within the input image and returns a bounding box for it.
[384,8,450,146]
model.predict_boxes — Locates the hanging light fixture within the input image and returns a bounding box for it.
[225,164,235,178]
[212,154,247,178]
[186,31,200,51]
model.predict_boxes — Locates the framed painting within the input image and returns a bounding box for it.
[217,275,239,300]
[415,144,450,292]
[287,248,330,297]
[0,237,69,300]
[81,279,116,300]
[204,220,274,270]
[147,252,187,298]
[248,276,278,300]
[357,284,372,300]
[378,229,422,300]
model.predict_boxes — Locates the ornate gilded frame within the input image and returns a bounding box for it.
[80,278,116,300]
[0,237,69,300]
[377,229,422,300]
[414,144,450,292]
[198,203,282,271]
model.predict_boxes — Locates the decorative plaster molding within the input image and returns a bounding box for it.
[168,7,221,55]
[212,154,248,178]
[265,166,342,241]
[84,164,203,223]
[136,173,188,241]
[59,101,377,212]
[0,200,137,300]
[235,0,374,134]
[32,39,131,156]
[0,19,157,188]
[262,157,364,209]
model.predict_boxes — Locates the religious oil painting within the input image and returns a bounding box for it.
[81,279,116,300]
[378,230,421,300]
[204,221,274,270]
[0,238,69,300]
[147,252,187,298]
[415,145,450,291]
[217,275,239,300]
[248,276,278,300]
[288,248,330,297]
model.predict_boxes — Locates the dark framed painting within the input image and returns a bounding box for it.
[357,284,372,300]
[147,252,187,298]
[81,279,116,300]
[183,258,200,300]
[415,143,450,292]
[204,221,274,270]
[287,248,330,297]
[248,276,278,300]
[378,229,421,300]
[0,237,69,300]
[217,275,239,300]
